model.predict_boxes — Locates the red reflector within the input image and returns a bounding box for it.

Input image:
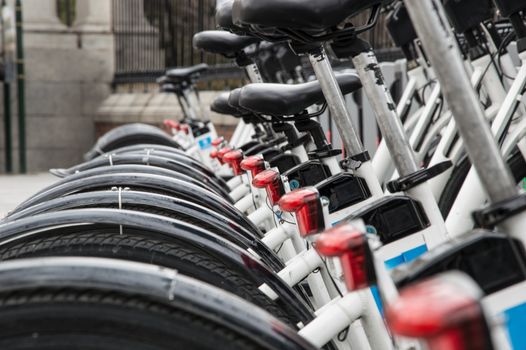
[278,187,324,237]
[212,137,225,147]
[217,147,232,165]
[315,224,365,256]
[209,150,218,159]
[386,273,492,350]
[315,224,375,290]
[181,124,190,135]
[240,156,265,177]
[252,169,284,205]
[163,119,180,130]
[223,150,244,176]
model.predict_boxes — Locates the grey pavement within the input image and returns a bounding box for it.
[0,173,57,218]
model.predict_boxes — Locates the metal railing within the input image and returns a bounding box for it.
[111,0,399,92]
[112,0,243,91]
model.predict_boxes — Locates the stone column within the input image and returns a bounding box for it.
[74,0,112,32]
[22,0,65,31]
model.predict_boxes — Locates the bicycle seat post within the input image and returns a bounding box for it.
[307,47,363,158]
[307,46,384,197]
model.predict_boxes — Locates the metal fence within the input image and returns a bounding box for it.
[111,1,400,92]
[112,0,244,91]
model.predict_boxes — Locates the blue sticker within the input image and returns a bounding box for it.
[504,302,526,349]
[290,179,301,189]
[384,244,428,269]
[374,244,428,314]
[198,136,212,150]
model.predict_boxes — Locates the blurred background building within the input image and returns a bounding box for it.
[0,0,399,173]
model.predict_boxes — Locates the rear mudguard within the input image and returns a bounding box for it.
[108,143,189,157]
[9,173,260,235]
[84,123,181,160]
[51,154,230,199]
[68,145,222,187]
[48,165,220,196]
[0,209,315,325]
[119,148,227,186]
[6,190,282,271]
[0,257,317,350]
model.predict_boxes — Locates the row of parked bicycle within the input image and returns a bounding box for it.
[1,0,525,349]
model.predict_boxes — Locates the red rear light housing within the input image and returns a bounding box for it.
[212,137,225,147]
[163,119,180,130]
[316,224,376,290]
[241,156,266,177]
[386,272,493,350]
[278,187,324,237]
[180,124,190,135]
[217,147,232,165]
[252,169,285,206]
[223,150,244,176]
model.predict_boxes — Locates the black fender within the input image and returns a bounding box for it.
[50,154,231,200]
[84,123,181,160]
[107,143,189,157]
[0,209,315,325]
[6,190,283,271]
[0,257,317,350]
[119,148,230,189]
[48,165,219,195]
[9,173,259,234]
[65,146,223,188]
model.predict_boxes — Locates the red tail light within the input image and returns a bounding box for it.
[181,124,190,135]
[212,137,225,147]
[252,169,284,206]
[386,273,493,350]
[217,147,232,165]
[223,150,244,176]
[163,119,180,130]
[315,224,376,290]
[278,187,324,237]
[209,149,218,159]
[240,156,265,177]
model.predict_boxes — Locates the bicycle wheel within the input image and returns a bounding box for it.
[0,257,316,350]
[0,224,298,326]
[5,191,282,271]
[84,123,181,160]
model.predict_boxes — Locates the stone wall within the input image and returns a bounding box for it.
[0,0,114,173]
[0,0,238,173]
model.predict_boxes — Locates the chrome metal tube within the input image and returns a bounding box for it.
[402,0,516,203]
[309,49,365,156]
[352,52,418,176]
[246,63,264,83]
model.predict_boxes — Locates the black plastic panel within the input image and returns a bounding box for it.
[283,160,331,189]
[316,173,372,213]
[269,154,301,173]
[346,196,430,244]
[394,230,526,295]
